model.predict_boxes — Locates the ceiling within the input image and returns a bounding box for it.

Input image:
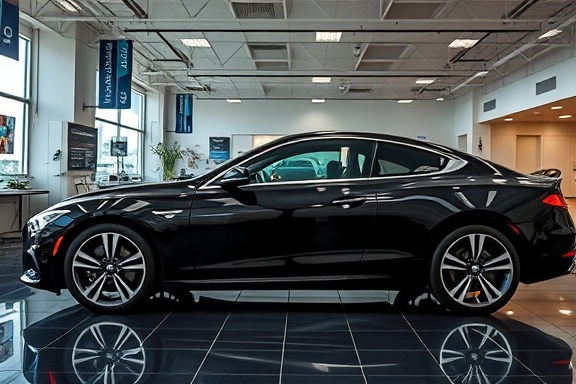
[20,0,576,101]
[487,96,576,123]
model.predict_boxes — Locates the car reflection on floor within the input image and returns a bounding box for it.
[20,290,573,384]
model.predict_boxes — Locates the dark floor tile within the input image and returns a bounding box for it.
[538,376,574,384]
[282,349,362,375]
[402,313,492,331]
[357,350,444,376]
[213,329,284,350]
[192,373,279,384]
[282,374,366,383]
[366,375,451,384]
[353,330,426,350]
[158,310,230,330]
[285,330,354,350]
[287,312,349,332]
[223,311,287,331]
[514,351,575,377]
[143,328,219,350]
[200,350,282,374]
[346,312,412,331]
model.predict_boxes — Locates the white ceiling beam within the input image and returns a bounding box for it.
[381,0,394,19]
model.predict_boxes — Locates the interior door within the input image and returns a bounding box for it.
[187,138,377,283]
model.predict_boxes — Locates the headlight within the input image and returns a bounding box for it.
[29,210,70,233]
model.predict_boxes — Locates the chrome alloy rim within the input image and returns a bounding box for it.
[440,234,514,307]
[439,323,513,384]
[71,233,147,307]
[72,322,146,384]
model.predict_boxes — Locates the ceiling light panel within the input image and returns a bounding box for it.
[312,99,326,103]
[449,39,480,49]
[312,77,331,83]
[181,38,211,48]
[398,100,413,104]
[538,29,562,39]
[415,78,436,85]
[53,0,81,13]
[316,32,342,42]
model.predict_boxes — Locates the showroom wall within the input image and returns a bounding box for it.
[161,98,455,177]
[491,122,576,197]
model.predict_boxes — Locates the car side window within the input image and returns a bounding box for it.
[372,142,446,177]
[246,139,374,183]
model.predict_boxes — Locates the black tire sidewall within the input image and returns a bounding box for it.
[63,223,156,313]
[430,225,520,315]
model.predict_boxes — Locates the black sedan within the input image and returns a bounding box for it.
[20,131,576,314]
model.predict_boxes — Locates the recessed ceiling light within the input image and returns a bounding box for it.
[551,106,563,110]
[312,99,325,103]
[398,100,413,104]
[559,115,572,119]
[226,99,242,103]
[533,111,541,115]
[316,32,342,42]
[181,38,211,47]
[539,29,562,39]
[558,309,572,315]
[449,39,479,49]
[505,118,513,121]
[436,97,444,102]
[415,78,436,85]
[312,77,331,83]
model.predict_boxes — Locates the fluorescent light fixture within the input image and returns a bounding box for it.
[449,39,479,49]
[312,77,331,83]
[311,99,326,103]
[539,29,562,39]
[226,99,242,103]
[551,106,563,110]
[316,32,342,42]
[398,100,413,104]
[492,43,536,68]
[54,0,81,12]
[415,78,436,85]
[436,97,444,101]
[559,309,572,315]
[181,38,211,48]
[504,118,513,121]
[451,71,489,93]
[559,114,572,119]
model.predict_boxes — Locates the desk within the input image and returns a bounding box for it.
[0,189,49,237]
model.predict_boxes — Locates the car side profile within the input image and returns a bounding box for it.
[21,131,576,314]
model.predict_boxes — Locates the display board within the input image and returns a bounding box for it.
[67,123,97,172]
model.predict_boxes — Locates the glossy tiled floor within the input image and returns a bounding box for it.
[1,226,576,383]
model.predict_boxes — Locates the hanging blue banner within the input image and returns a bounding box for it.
[98,40,133,109]
[175,94,193,133]
[0,0,19,61]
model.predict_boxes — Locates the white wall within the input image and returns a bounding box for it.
[160,98,455,176]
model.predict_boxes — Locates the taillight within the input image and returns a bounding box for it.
[542,193,568,209]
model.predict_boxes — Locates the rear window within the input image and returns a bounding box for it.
[372,142,447,177]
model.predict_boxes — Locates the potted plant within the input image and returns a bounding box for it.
[150,142,186,181]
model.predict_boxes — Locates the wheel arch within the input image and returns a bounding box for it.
[56,215,165,288]
[421,210,530,280]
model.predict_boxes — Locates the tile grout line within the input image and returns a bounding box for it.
[140,311,173,345]
[337,290,368,384]
[278,290,290,384]
[189,291,241,384]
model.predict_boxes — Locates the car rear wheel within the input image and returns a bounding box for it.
[64,224,156,313]
[430,225,519,315]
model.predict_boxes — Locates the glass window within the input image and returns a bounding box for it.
[247,139,374,183]
[95,90,145,182]
[0,36,31,175]
[372,142,447,177]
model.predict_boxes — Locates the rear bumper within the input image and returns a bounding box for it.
[517,208,576,284]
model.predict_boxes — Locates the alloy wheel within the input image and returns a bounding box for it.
[71,232,147,307]
[440,233,514,308]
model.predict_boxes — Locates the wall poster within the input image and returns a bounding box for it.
[209,137,230,164]
[175,94,193,133]
[67,123,98,172]
[0,114,15,154]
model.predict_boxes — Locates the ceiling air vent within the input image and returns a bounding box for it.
[346,86,373,94]
[536,76,556,96]
[483,99,496,112]
[248,44,288,60]
[231,1,285,19]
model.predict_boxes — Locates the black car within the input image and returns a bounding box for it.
[20,131,576,314]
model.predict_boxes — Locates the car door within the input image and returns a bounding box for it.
[186,138,377,284]
[355,140,454,280]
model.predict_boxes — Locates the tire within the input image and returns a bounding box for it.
[429,225,520,315]
[64,223,157,313]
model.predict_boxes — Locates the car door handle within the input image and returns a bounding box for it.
[332,197,366,208]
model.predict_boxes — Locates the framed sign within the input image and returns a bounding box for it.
[67,123,97,172]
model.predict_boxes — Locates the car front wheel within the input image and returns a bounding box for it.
[64,224,156,313]
[430,225,520,315]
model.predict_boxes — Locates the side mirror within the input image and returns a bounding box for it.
[220,167,251,188]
